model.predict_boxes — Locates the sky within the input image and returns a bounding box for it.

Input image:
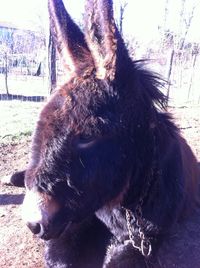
[0,0,47,29]
[0,0,200,42]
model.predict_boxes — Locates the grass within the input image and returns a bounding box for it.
[0,74,48,96]
[0,100,44,144]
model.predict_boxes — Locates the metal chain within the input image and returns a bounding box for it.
[125,208,152,257]
[123,127,159,258]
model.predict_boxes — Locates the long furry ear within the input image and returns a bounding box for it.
[48,0,93,78]
[85,0,118,81]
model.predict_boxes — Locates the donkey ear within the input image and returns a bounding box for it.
[85,0,118,81]
[48,0,93,78]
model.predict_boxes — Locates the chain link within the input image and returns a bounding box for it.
[125,208,152,257]
[123,167,155,257]
[122,128,159,258]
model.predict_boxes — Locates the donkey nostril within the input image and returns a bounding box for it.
[27,222,41,235]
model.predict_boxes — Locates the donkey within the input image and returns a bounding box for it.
[12,0,200,267]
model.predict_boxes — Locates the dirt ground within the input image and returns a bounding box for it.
[0,106,200,268]
[0,137,44,268]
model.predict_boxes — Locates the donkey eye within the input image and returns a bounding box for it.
[79,134,94,143]
[77,134,97,149]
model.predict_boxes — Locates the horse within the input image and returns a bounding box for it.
[9,0,200,267]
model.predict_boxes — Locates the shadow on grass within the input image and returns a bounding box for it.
[0,194,24,205]
[0,94,47,102]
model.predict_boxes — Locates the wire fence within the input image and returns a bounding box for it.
[1,54,200,105]
[0,24,200,105]
[0,23,48,102]
[127,39,200,106]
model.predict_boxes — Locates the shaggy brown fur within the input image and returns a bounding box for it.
[10,0,200,267]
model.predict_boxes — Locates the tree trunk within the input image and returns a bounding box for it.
[166,49,175,102]
[4,53,9,96]
[119,2,128,35]
[48,31,57,94]
[187,53,197,101]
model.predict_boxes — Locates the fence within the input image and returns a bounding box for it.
[128,39,200,106]
[151,48,200,106]
[0,23,49,102]
[0,29,200,105]
[0,50,65,102]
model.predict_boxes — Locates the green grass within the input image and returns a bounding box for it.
[0,101,44,144]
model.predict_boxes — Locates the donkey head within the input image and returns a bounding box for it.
[22,0,161,240]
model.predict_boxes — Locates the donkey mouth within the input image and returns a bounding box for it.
[37,221,72,241]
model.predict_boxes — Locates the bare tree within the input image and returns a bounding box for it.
[178,1,197,51]
[161,0,174,102]
[187,44,199,100]
[163,0,169,38]
[118,1,128,35]
[161,0,198,103]
[48,31,57,94]
[0,43,10,95]
[4,52,9,95]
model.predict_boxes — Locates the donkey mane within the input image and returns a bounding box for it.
[130,62,168,108]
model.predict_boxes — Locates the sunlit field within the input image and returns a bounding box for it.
[0,101,43,144]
